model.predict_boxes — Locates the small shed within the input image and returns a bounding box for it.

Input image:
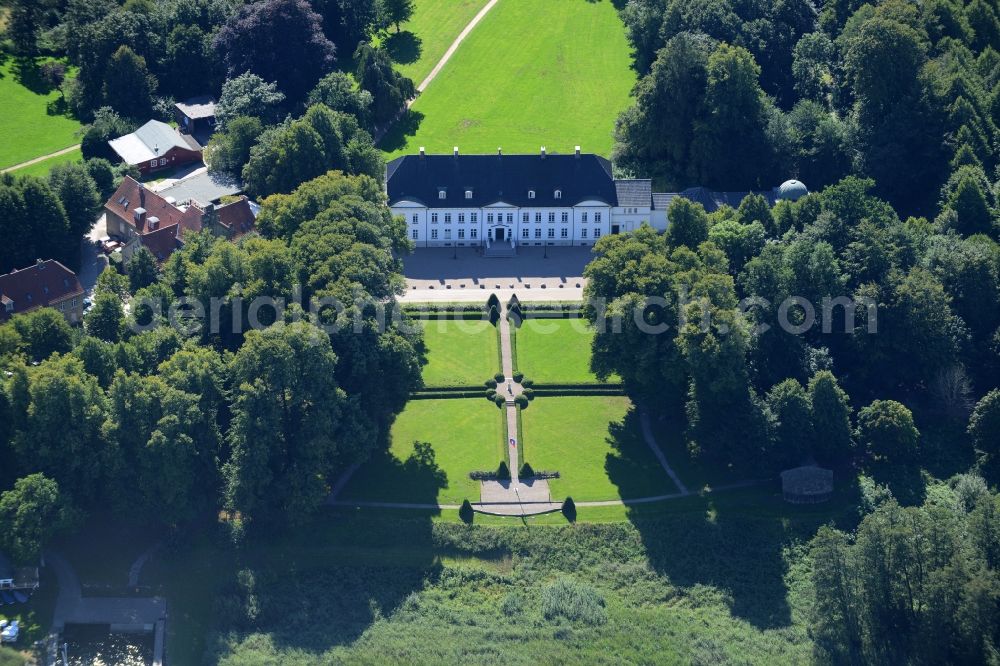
[174,96,217,141]
[780,465,833,504]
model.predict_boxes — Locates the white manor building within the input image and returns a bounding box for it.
[386,147,808,253]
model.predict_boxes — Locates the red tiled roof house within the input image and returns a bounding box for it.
[0,259,85,324]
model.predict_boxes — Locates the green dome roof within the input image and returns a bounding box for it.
[777,179,808,201]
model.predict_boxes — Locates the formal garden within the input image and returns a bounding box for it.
[341,300,679,511]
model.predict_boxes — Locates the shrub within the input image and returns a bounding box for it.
[523,388,535,400]
[487,293,500,310]
[459,499,474,523]
[493,394,506,408]
[507,294,521,310]
[469,470,499,481]
[489,305,501,325]
[522,378,534,388]
[514,394,529,408]
[485,378,498,388]
[540,577,605,624]
[497,461,511,480]
[562,497,577,522]
[494,371,505,383]
[513,371,524,383]
[519,461,535,478]
[485,389,497,401]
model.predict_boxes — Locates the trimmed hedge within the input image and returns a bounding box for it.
[411,390,487,400]
[530,388,625,397]
[494,371,505,383]
[493,394,507,407]
[522,388,535,400]
[514,394,529,408]
[497,460,511,480]
[521,378,534,388]
[512,371,524,383]
[485,378,498,389]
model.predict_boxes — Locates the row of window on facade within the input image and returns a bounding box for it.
[419,212,604,224]
[439,189,564,200]
[414,228,602,241]
[149,158,167,168]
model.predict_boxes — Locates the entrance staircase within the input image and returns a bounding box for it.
[484,238,516,258]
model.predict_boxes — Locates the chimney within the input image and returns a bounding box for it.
[148,216,160,231]
[134,206,147,229]
[419,146,425,157]
[575,146,581,158]
[541,146,546,159]
[453,146,459,157]
[138,181,146,207]
[36,258,44,267]
[497,147,502,157]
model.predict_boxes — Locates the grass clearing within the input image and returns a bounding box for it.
[384,0,491,84]
[0,57,81,169]
[515,317,618,384]
[419,318,498,387]
[522,396,676,501]
[6,147,83,178]
[341,398,505,505]
[381,0,635,158]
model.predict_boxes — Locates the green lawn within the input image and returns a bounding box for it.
[515,318,618,384]
[342,398,505,504]
[522,396,676,502]
[419,318,498,387]
[381,0,635,158]
[0,58,82,169]
[384,0,491,84]
[7,147,83,178]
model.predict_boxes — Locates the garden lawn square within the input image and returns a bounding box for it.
[342,398,505,505]
[521,396,675,501]
[419,318,498,387]
[515,317,618,384]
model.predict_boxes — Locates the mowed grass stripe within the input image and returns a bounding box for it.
[419,318,498,387]
[382,0,635,157]
[0,59,82,168]
[342,398,505,504]
[387,0,492,84]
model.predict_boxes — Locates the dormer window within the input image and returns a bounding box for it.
[528,190,535,199]
[465,190,473,199]
[438,190,447,200]
[554,190,562,199]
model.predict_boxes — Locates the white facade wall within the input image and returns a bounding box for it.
[391,200,620,248]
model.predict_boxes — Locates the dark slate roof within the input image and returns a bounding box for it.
[678,187,777,213]
[386,153,617,207]
[614,179,651,207]
[652,193,674,210]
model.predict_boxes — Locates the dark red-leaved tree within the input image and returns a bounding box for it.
[214,0,336,105]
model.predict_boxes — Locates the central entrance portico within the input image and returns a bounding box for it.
[491,226,508,242]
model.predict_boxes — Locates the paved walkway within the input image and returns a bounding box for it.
[640,411,689,495]
[2,144,80,173]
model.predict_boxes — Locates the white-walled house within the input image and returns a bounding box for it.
[385,147,807,252]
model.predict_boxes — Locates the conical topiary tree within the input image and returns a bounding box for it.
[497,460,511,480]
[507,293,521,310]
[489,305,501,326]
[562,496,577,522]
[486,293,500,311]
[459,499,474,523]
[520,461,535,479]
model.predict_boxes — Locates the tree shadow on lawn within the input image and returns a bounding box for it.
[604,410,679,500]
[606,409,801,631]
[206,443,449,657]
[10,56,56,95]
[385,30,422,65]
[377,109,424,153]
